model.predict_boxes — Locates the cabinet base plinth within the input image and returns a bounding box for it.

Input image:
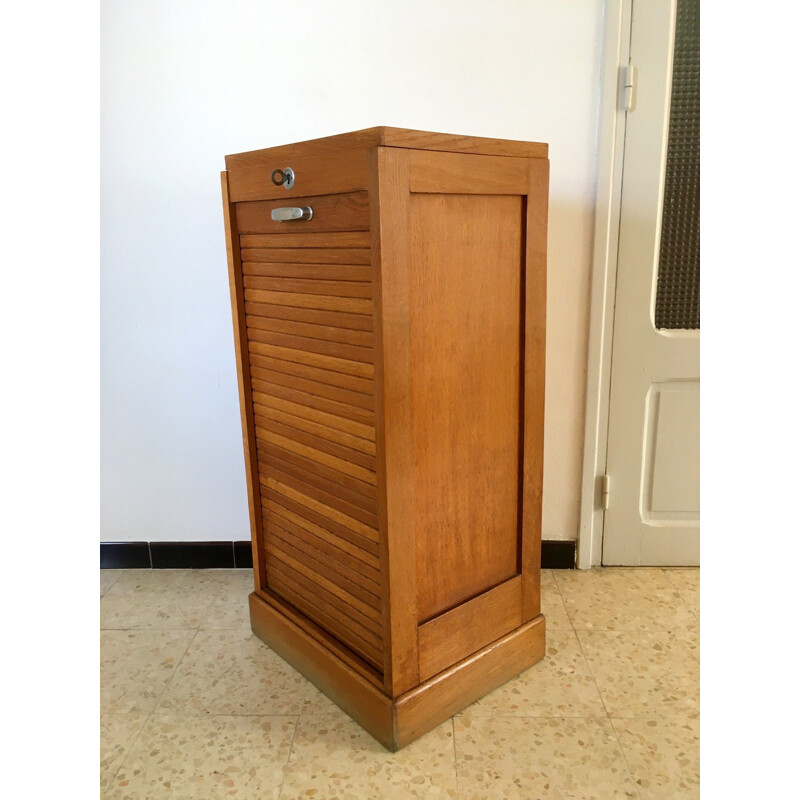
[249,592,546,751]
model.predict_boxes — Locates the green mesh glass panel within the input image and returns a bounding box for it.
[655,0,700,330]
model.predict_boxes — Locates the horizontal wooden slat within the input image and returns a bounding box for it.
[227,151,368,202]
[263,477,379,543]
[265,503,380,567]
[249,341,373,379]
[251,364,374,410]
[245,289,372,316]
[418,576,523,681]
[256,426,377,485]
[269,525,380,605]
[258,436,377,500]
[266,509,381,585]
[251,377,375,426]
[255,403,376,455]
[245,301,373,332]
[408,150,530,195]
[252,589,384,686]
[263,463,379,529]
[256,415,376,472]
[264,490,379,559]
[259,450,377,511]
[246,312,374,348]
[241,248,371,265]
[247,326,373,364]
[266,548,382,630]
[268,566,383,647]
[253,391,375,442]
[268,572,383,668]
[243,275,372,299]
[240,231,371,248]
[242,262,372,282]
[250,353,374,396]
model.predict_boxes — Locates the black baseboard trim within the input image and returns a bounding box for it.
[541,540,577,569]
[100,541,254,569]
[100,540,573,570]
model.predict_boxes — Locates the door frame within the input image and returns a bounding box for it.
[577,0,679,568]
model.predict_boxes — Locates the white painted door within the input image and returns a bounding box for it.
[603,0,700,565]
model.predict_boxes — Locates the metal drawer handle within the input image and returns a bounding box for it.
[271,206,313,222]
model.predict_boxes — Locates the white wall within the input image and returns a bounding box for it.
[101,0,604,543]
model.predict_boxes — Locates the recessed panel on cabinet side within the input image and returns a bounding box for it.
[409,193,524,622]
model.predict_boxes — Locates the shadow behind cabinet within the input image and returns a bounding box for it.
[221,127,549,750]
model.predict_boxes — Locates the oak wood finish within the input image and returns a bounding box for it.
[223,128,549,750]
[417,576,523,682]
[225,126,548,170]
[250,589,545,751]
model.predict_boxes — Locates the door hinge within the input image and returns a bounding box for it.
[623,63,637,111]
[601,474,611,510]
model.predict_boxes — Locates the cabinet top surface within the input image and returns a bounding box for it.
[224,126,548,170]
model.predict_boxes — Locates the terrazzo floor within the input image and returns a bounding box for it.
[100,567,699,799]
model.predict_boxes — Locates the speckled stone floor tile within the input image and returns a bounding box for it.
[554,567,696,631]
[99,567,700,796]
[541,574,573,631]
[157,629,335,716]
[101,570,124,597]
[101,569,232,630]
[662,568,700,618]
[613,717,700,799]
[281,711,458,800]
[454,716,638,799]
[459,630,605,718]
[578,630,699,718]
[100,629,195,714]
[199,569,255,629]
[104,712,297,800]
[100,712,148,791]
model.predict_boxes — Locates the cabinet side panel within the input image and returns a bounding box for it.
[410,193,524,621]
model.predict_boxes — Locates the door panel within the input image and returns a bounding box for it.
[603,0,700,565]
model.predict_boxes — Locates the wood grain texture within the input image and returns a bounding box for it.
[224,127,548,170]
[249,594,544,753]
[221,172,266,590]
[246,313,374,348]
[225,131,550,750]
[239,231,371,248]
[520,158,549,621]
[242,248,371,265]
[247,327,373,364]
[370,147,420,697]
[410,192,523,621]
[265,503,379,564]
[244,289,372,315]
[394,615,546,749]
[408,150,531,194]
[242,262,372,282]
[227,151,368,202]
[236,193,370,235]
[417,576,523,681]
[249,592,393,744]
[236,196,384,669]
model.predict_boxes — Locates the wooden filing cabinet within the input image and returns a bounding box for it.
[221,127,549,750]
